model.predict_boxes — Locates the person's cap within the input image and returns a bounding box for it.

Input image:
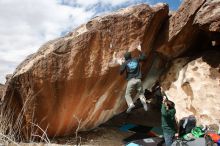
[124,52,131,60]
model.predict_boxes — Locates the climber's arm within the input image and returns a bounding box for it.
[136,44,146,62]
[120,63,126,75]
[138,52,146,61]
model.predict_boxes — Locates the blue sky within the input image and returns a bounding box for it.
[0,0,182,83]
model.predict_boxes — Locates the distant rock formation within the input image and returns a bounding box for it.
[3,0,220,138]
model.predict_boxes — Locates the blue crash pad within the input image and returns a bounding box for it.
[126,142,140,146]
[119,123,137,132]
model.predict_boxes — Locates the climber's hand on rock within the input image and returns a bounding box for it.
[162,96,166,104]
[118,58,125,65]
[136,44,142,51]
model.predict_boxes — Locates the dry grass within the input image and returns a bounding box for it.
[0,100,20,145]
[0,89,88,146]
[73,115,82,146]
[0,104,52,145]
[0,87,52,145]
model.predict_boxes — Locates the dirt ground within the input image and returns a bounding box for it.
[7,105,161,146]
[51,126,133,146]
[51,107,161,146]
[7,126,133,146]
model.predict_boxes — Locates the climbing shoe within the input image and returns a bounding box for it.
[143,102,148,111]
[126,104,135,113]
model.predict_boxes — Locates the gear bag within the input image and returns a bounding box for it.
[179,116,196,137]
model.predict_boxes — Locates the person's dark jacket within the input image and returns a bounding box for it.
[120,52,146,81]
[161,104,177,135]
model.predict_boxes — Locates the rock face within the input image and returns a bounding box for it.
[0,84,5,100]
[154,0,220,127]
[161,51,220,126]
[154,0,220,59]
[4,4,169,137]
[154,0,207,58]
[194,0,220,32]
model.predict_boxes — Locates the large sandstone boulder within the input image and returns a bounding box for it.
[194,0,220,47]
[161,51,220,126]
[194,0,220,33]
[4,4,169,137]
[155,0,209,58]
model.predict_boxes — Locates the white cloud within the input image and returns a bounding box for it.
[103,0,131,6]
[80,0,130,6]
[0,0,142,83]
[69,0,100,7]
[61,0,132,7]
[0,0,95,83]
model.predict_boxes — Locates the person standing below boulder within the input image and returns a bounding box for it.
[119,45,148,113]
[161,97,177,146]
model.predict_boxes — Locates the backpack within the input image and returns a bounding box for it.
[206,133,220,143]
[126,59,138,73]
[179,116,196,137]
[191,127,205,138]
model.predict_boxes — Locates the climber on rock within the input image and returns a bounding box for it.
[119,45,148,113]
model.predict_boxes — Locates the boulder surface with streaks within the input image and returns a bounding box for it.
[3,4,169,137]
